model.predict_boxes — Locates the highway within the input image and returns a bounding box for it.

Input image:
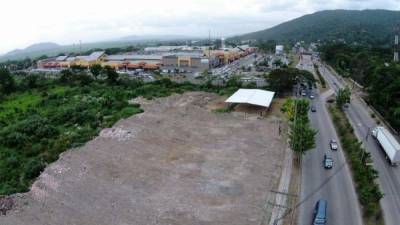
[298,55,362,225]
[318,61,400,225]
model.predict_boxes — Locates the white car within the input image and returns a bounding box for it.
[330,139,338,150]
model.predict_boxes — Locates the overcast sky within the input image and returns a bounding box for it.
[0,0,399,54]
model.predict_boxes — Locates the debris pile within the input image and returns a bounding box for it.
[0,197,13,215]
[99,127,135,141]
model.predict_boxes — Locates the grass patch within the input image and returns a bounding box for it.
[328,105,384,225]
[313,64,326,88]
[212,108,232,113]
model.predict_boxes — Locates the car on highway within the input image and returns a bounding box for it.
[323,154,333,169]
[312,199,327,225]
[330,139,338,150]
[311,105,317,112]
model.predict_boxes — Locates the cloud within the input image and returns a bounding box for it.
[0,0,399,54]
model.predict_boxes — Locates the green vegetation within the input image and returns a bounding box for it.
[281,98,317,158]
[265,68,315,95]
[329,105,383,223]
[0,68,16,95]
[0,68,246,195]
[212,108,232,113]
[313,64,326,88]
[320,43,400,132]
[231,9,400,45]
[336,87,351,108]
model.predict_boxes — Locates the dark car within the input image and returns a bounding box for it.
[311,106,317,112]
[323,154,333,169]
[330,139,338,150]
[313,199,327,225]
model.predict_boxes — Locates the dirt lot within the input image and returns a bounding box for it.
[1,92,286,225]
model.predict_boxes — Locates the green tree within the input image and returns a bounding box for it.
[0,68,16,94]
[60,69,74,84]
[336,87,351,108]
[282,98,317,158]
[290,117,317,156]
[90,64,102,79]
[272,59,283,67]
[21,74,39,89]
[266,68,315,94]
[103,66,119,84]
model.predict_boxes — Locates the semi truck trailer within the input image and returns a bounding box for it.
[371,126,400,165]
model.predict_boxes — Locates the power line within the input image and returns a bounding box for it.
[272,163,345,225]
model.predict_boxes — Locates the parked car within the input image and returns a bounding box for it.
[309,94,315,99]
[312,199,328,225]
[323,154,333,169]
[330,139,338,150]
[311,106,317,112]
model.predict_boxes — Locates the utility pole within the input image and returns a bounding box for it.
[394,25,399,62]
[79,40,82,55]
[208,29,211,71]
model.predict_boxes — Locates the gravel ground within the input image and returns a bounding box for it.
[1,92,286,225]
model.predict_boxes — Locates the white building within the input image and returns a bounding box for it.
[275,45,284,55]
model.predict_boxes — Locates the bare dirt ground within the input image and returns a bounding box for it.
[1,92,286,225]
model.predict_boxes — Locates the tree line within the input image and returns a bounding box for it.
[320,43,400,132]
[281,98,317,160]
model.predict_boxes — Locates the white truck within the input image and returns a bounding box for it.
[371,126,400,165]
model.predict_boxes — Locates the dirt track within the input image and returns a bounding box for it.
[1,92,286,225]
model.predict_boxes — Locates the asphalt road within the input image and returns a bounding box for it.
[298,55,362,225]
[318,61,400,225]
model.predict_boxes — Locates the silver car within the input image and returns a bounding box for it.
[330,139,338,150]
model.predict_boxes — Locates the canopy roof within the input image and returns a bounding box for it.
[225,89,275,108]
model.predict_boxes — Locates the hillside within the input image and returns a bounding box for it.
[5,42,61,57]
[0,36,201,62]
[231,9,400,45]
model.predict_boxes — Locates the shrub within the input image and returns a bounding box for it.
[213,108,232,113]
[24,158,45,180]
[120,107,144,118]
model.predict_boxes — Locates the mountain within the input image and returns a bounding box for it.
[5,42,61,57]
[0,35,206,62]
[120,34,201,41]
[231,9,400,45]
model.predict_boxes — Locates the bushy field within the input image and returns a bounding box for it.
[0,72,245,195]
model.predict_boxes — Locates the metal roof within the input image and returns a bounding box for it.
[225,89,275,108]
[55,56,68,61]
[87,51,105,61]
[106,54,162,61]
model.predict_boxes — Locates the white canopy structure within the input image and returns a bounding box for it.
[225,89,275,108]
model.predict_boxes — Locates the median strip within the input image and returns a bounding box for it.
[328,104,384,225]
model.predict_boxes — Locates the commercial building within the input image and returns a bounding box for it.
[162,52,208,70]
[103,55,162,71]
[203,45,256,66]
[36,45,257,72]
[38,51,107,69]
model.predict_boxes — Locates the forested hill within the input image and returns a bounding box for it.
[231,10,400,45]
